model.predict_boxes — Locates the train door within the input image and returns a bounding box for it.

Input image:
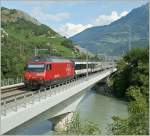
[45,64,52,81]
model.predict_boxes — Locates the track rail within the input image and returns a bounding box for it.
[1,85,27,100]
[1,85,25,94]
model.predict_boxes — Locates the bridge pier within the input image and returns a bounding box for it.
[51,112,74,132]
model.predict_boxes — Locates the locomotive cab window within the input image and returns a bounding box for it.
[27,64,45,72]
[46,64,51,70]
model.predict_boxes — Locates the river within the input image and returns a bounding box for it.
[6,87,128,135]
[77,89,128,134]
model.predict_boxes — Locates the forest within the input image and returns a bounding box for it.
[109,47,149,135]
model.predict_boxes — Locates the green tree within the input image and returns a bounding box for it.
[56,113,100,135]
[61,39,74,49]
[109,47,149,135]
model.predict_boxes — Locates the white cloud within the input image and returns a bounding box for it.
[120,11,129,17]
[30,7,71,22]
[95,10,128,26]
[58,23,93,38]
[57,10,128,37]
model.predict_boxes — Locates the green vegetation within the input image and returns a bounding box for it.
[61,39,74,50]
[108,48,149,135]
[56,113,100,135]
[1,7,83,79]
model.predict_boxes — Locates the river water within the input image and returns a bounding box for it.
[6,87,128,135]
[77,89,128,134]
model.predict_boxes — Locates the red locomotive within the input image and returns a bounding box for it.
[23,56,112,90]
[24,56,75,89]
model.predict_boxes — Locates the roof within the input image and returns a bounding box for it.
[30,56,71,63]
[29,56,102,64]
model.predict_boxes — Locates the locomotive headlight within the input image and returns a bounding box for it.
[24,73,31,79]
[36,73,44,76]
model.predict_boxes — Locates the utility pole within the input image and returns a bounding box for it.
[123,50,125,56]
[15,45,23,57]
[34,47,37,56]
[20,45,22,56]
[86,50,88,78]
[104,53,106,61]
[127,25,131,51]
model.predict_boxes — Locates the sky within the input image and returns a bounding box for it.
[1,0,148,37]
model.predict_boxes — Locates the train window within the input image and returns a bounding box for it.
[75,64,80,70]
[27,64,45,72]
[46,64,51,70]
[75,64,88,70]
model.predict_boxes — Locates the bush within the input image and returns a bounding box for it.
[56,113,100,135]
[61,39,74,49]
[109,47,149,135]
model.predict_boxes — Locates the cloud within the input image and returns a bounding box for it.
[58,23,93,38]
[58,10,128,37]
[95,10,128,26]
[30,7,71,22]
[120,11,129,17]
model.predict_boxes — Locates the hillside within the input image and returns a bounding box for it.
[1,7,82,79]
[70,4,149,56]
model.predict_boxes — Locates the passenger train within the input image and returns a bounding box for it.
[23,56,114,89]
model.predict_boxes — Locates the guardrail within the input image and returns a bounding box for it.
[1,77,23,87]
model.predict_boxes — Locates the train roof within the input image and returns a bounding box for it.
[74,61,101,64]
[29,56,102,64]
[30,56,72,63]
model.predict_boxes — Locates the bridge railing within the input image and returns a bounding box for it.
[1,77,23,87]
[1,75,87,116]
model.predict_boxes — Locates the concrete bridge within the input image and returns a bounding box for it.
[1,67,116,134]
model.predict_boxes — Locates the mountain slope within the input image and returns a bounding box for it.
[1,7,81,78]
[70,4,149,56]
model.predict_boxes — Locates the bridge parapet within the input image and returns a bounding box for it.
[1,75,86,117]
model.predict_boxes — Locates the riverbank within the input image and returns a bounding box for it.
[92,81,128,102]
[92,81,113,97]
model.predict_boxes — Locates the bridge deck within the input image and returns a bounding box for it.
[1,68,116,134]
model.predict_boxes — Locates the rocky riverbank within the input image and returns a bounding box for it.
[92,82,113,97]
[92,81,128,102]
